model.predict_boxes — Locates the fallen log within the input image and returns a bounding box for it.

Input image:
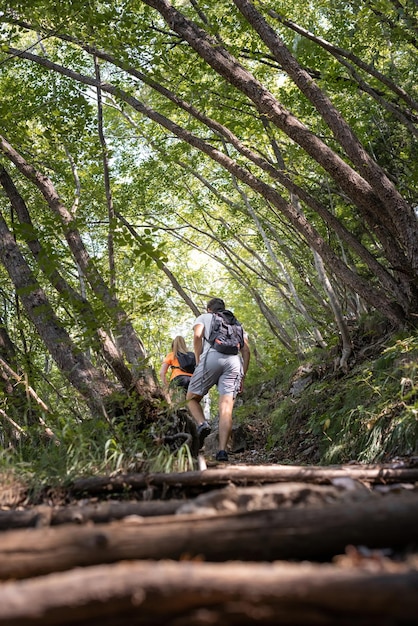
[0,482,367,530]
[0,499,185,530]
[175,480,371,514]
[0,558,417,625]
[0,490,417,580]
[70,463,418,496]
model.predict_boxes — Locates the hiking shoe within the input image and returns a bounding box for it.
[197,421,211,448]
[215,450,229,462]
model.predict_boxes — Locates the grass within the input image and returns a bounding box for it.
[0,411,195,490]
[268,330,418,464]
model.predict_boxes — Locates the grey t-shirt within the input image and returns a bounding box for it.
[193,312,214,356]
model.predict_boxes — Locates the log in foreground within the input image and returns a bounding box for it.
[0,482,363,530]
[0,491,417,580]
[0,559,417,625]
[71,463,418,495]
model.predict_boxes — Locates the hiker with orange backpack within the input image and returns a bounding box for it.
[160,335,196,395]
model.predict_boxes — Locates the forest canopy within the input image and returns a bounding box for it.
[0,0,417,453]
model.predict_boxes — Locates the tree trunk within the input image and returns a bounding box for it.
[0,165,136,392]
[0,499,185,530]
[0,210,119,413]
[0,135,154,386]
[0,490,417,579]
[0,559,417,625]
[70,463,418,495]
[233,0,418,270]
[0,317,32,422]
[313,251,353,370]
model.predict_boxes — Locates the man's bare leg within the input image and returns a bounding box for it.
[218,394,234,451]
[186,393,205,426]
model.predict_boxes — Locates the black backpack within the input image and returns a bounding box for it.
[176,351,196,373]
[208,310,244,355]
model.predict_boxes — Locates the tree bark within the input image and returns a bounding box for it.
[0,499,185,530]
[0,210,118,413]
[70,463,418,495]
[0,490,417,579]
[0,135,154,387]
[233,0,418,269]
[94,56,116,292]
[313,251,352,369]
[0,559,417,625]
[0,482,360,529]
[0,165,135,391]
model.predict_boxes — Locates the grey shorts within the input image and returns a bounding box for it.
[187,349,243,398]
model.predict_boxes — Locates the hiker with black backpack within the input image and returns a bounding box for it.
[160,335,196,395]
[186,297,250,462]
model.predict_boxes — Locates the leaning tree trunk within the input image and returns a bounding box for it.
[0,135,158,393]
[233,0,418,275]
[0,211,121,414]
[0,319,47,434]
[0,208,166,423]
[141,0,418,318]
[0,161,167,423]
[313,251,352,370]
[0,165,137,392]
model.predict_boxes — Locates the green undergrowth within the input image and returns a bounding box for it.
[266,330,418,464]
[0,410,195,489]
[1,328,417,491]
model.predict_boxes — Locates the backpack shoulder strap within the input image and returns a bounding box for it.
[205,312,217,343]
[169,354,181,369]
